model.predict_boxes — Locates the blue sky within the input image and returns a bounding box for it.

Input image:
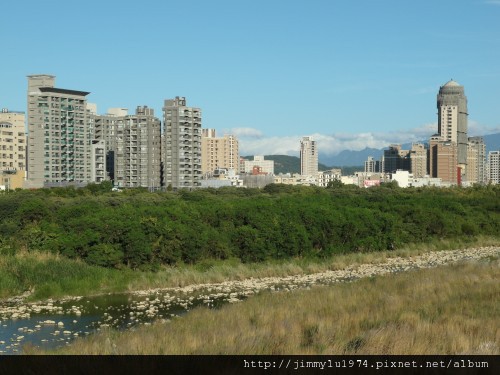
[2,0,500,157]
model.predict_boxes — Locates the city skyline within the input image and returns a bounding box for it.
[2,0,500,157]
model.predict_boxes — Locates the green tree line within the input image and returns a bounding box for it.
[0,184,498,270]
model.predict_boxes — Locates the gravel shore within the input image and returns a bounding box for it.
[1,246,499,321]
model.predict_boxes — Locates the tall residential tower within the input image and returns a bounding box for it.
[0,109,26,172]
[162,97,202,189]
[466,136,486,185]
[201,129,239,176]
[94,106,161,188]
[300,136,318,176]
[0,109,26,190]
[436,79,468,181]
[27,75,93,188]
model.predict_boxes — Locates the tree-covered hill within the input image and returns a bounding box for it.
[242,155,359,174]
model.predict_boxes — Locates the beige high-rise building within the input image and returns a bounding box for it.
[201,129,239,175]
[27,75,94,188]
[466,137,486,185]
[162,97,202,189]
[0,109,26,190]
[429,136,458,184]
[300,136,318,176]
[488,151,500,184]
[409,143,427,178]
[437,80,468,178]
[0,109,26,172]
[94,106,161,188]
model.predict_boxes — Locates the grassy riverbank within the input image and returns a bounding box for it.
[28,256,499,355]
[1,236,498,301]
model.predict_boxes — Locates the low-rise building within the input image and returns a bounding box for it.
[200,168,243,188]
[241,156,274,175]
[317,169,342,187]
[0,170,25,190]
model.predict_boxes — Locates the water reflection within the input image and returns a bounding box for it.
[0,291,233,355]
[3,246,495,355]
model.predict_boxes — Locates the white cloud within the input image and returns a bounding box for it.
[468,120,500,136]
[225,127,263,139]
[235,121,500,157]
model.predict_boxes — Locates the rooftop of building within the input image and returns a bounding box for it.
[39,87,90,96]
[443,79,461,87]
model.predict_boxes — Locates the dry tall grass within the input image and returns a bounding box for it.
[126,236,499,290]
[33,257,499,355]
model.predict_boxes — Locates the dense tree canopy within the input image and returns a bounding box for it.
[0,184,498,269]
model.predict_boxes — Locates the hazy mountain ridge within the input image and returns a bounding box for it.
[319,132,500,167]
[242,155,361,175]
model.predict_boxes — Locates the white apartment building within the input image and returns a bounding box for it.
[364,156,380,173]
[317,169,342,187]
[300,136,318,176]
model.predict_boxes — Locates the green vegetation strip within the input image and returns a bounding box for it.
[28,257,499,355]
[1,184,499,272]
[1,237,498,301]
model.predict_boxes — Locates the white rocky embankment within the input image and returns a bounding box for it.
[0,246,498,324]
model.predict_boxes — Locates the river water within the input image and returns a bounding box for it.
[0,291,227,354]
[1,246,498,355]
[0,279,321,354]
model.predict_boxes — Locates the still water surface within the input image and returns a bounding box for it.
[0,290,237,354]
[0,279,322,355]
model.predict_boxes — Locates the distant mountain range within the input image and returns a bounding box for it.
[319,132,500,167]
[242,133,500,173]
[241,155,327,174]
[242,155,366,175]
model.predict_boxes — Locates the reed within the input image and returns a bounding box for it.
[30,257,499,355]
[1,236,498,301]
[0,251,136,300]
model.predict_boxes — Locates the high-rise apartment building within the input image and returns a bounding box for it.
[0,109,26,171]
[429,135,458,184]
[0,108,26,190]
[162,97,202,189]
[382,145,410,173]
[201,129,239,175]
[466,137,486,185]
[364,156,380,173]
[94,110,118,181]
[300,136,318,176]
[488,151,500,184]
[437,80,468,176]
[90,140,106,184]
[27,75,94,188]
[94,106,161,188]
[409,143,427,178]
